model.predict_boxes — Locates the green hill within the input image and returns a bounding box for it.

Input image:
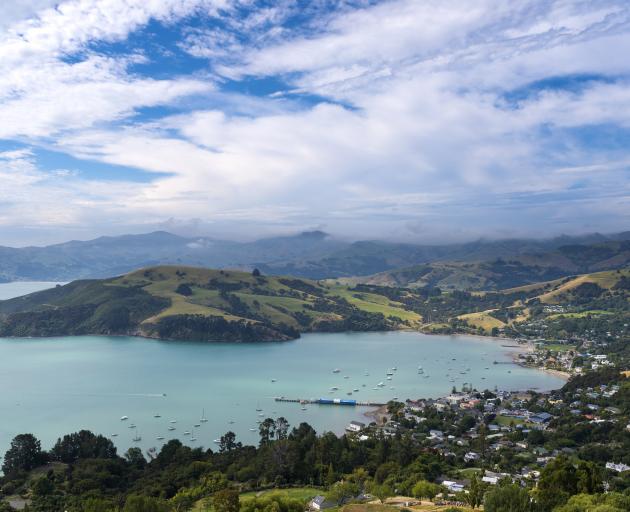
[0,266,421,342]
[344,241,630,291]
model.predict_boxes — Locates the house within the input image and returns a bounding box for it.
[346,421,366,433]
[464,451,480,462]
[441,480,465,492]
[309,496,335,511]
[529,412,553,424]
[606,462,630,473]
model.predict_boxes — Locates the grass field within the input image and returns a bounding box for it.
[537,269,630,304]
[457,310,505,332]
[542,343,577,352]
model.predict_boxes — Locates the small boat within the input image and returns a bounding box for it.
[169,420,177,424]
[331,386,338,391]
[183,430,191,435]
[132,429,141,442]
[333,368,341,373]
[386,371,394,376]
[271,379,277,382]
[258,412,264,417]
[344,376,349,379]
[194,423,200,428]
[301,406,307,411]
[229,420,235,424]
[120,416,128,421]
[377,382,384,387]
[111,433,118,437]
[156,436,164,440]
[167,426,176,431]
[346,392,352,396]
[153,414,161,418]
[190,428,196,442]
[386,376,392,380]
[249,428,257,431]
[200,409,208,423]
[424,375,430,379]
[393,396,398,400]
[353,388,359,392]
[128,424,136,429]
[213,439,221,444]
[362,384,366,387]
[255,404,262,412]
[391,367,397,371]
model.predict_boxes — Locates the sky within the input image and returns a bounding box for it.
[0,0,629,246]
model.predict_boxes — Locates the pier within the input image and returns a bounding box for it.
[274,397,386,407]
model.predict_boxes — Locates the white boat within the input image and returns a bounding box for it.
[353,388,359,392]
[168,426,176,431]
[194,423,200,428]
[128,424,136,429]
[111,433,118,437]
[190,428,196,441]
[249,428,257,431]
[200,409,208,423]
[330,386,338,391]
[386,376,392,380]
[183,430,191,435]
[333,368,341,373]
[169,420,177,424]
[391,367,397,371]
[132,429,141,442]
[156,436,164,440]
[301,406,307,411]
[120,416,128,421]
[213,439,221,444]
[377,381,384,387]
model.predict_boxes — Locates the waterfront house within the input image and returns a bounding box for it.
[346,421,366,433]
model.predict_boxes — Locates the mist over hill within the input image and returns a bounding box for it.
[0,230,628,284]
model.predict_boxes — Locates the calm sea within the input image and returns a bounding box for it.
[0,282,565,458]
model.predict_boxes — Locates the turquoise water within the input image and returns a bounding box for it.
[0,282,565,458]
[0,281,64,300]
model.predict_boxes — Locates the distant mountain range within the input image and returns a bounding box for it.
[342,240,630,291]
[1,230,629,286]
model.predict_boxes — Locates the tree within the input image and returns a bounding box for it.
[213,489,240,512]
[259,418,276,445]
[535,456,578,511]
[484,483,532,512]
[2,433,45,476]
[371,483,394,504]
[327,481,360,505]
[465,472,487,509]
[412,480,440,501]
[252,268,261,277]
[275,417,290,440]
[123,495,170,512]
[125,447,147,468]
[175,283,193,296]
[51,430,117,462]
[219,431,240,453]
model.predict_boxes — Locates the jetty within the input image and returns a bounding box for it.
[274,397,386,407]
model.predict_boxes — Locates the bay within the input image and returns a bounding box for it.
[0,331,565,459]
[0,281,64,300]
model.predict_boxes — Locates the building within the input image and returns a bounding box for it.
[345,421,366,433]
[309,496,335,510]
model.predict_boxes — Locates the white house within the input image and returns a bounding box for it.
[345,421,366,433]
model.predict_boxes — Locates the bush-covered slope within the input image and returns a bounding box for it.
[0,266,421,341]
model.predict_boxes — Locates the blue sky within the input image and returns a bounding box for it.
[0,0,629,246]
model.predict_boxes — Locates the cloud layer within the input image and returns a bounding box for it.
[0,0,629,245]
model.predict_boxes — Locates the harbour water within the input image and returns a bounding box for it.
[0,282,565,458]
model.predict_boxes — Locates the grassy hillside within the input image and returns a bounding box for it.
[345,240,630,291]
[0,266,421,342]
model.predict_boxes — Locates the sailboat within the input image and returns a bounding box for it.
[132,428,141,442]
[200,409,208,423]
[190,428,197,442]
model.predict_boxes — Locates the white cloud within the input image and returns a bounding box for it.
[1,0,630,243]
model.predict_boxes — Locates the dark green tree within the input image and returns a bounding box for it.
[213,489,240,512]
[484,483,532,512]
[2,433,45,476]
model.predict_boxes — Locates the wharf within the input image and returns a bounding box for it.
[274,397,386,407]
